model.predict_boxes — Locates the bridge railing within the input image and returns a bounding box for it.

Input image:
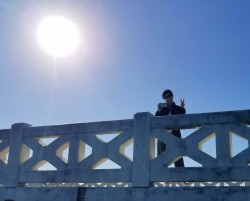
[0,110,250,188]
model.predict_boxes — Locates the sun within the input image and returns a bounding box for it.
[37,16,80,57]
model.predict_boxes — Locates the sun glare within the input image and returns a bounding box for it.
[37,16,80,57]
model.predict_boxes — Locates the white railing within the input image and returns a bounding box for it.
[1,110,250,188]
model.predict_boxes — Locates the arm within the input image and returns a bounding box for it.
[180,98,186,114]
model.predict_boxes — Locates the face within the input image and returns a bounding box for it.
[164,93,173,104]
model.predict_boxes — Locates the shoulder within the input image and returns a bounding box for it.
[173,103,186,114]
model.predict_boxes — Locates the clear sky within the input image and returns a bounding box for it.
[0,0,249,129]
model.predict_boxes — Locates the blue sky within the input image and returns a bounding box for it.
[0,0,249,128]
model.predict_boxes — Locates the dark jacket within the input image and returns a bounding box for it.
[155,102,186,137]
[155,102,186,116]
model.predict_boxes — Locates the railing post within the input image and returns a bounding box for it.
[132,112,154,187]
[3,123,30,187]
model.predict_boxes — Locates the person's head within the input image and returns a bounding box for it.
[162,89,174,104]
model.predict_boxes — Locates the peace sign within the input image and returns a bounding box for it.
[180,98,185,108]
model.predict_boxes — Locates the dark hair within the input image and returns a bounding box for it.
[162,89,173,99]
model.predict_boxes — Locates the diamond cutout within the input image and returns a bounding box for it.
[199,133,216,158]
[183,156,202,167]
[78,140,92,162]
[32,160,57,171]
[166,155,185,168]
[119,138,133,161]
[95,133,120,143]
[92,158,121,169]
[56,142,69,163]
[230,132,248,158]
[181,127,201,138]
[150,137,159,159]
[167,156,202,168]
[20,144,33,164]
[37,136,59,146]
[0,146,10,164]
[156,139,167,155]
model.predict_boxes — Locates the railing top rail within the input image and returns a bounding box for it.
[22,119,134,136]
[152,109,250,129]
[0,129,11,138]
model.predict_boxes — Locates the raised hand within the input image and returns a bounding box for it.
[180,98,185,108]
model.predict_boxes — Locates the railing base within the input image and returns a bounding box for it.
[1,186,250,201]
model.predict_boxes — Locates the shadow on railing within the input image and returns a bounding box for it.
[1,110,250,188]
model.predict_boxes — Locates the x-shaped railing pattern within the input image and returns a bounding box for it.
[77,131,133,169]
[20,130,133,172]
[151,123,250,168]
[21,134,71,171]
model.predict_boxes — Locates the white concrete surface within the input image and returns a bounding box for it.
[0,110,250,200]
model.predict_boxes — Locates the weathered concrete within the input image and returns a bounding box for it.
[82,187,250,201]
[2,187,250,201]
[132,112,154,187]
[0,110,250,200]
[0,187,77,201]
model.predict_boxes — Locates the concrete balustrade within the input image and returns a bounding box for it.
[1,110,250,201]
